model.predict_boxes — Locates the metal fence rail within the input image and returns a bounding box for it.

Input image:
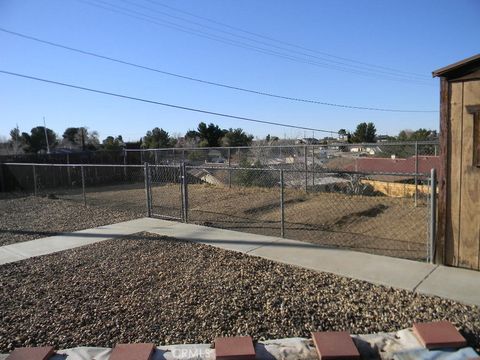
[1,163,147,216]
[0,161,437,262]
[177,165,433,261]
[127,141,439,211]
[125,141,439,169]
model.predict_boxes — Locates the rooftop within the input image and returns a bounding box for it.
[432,53,480,79]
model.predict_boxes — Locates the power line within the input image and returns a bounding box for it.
[0,27,438,113]
[146,0,429,79]
[78,0,433,86]
[118,0,430,81]
[86,0,432,83]
[0,69,338,134]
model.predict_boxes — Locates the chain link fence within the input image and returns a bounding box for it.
[125,141,439,170]
[175,165,434,261]
[1,152,437,262]
[1,163,147,216]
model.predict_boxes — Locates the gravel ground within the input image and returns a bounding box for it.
[0,195,142,246]
[0,232,478,353]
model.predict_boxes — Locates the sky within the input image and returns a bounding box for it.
[0,0,479,142]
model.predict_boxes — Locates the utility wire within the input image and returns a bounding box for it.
[146,0,429,79]
[86,0,431,83]
[0,27,438,113]
[118,0,429,81]
[0,69,338,134]
[78,0,433,86]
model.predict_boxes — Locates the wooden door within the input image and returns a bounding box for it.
[447,80,480,270]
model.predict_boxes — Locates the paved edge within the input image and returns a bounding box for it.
[0,217,479,306]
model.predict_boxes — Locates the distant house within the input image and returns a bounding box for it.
[349,146,379,155]
[295,138,318,145]
[375,135,392,142]
[188,168,223,185]
[343,155,440,176]
[331,155,441,198]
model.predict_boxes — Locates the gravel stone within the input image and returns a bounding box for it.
[0,196,141,246]
[0,232,478,353]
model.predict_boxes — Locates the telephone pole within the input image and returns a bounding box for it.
[14,123,19,155]
[43,116,50,154]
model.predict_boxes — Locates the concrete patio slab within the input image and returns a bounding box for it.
[416,265,480,306]
[247,237,437,291]
[0,247,26,265]
[148,222,282,253]
[0,218,174,265]
[0,217,479,306]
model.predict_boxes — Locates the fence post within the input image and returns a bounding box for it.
[414,141,418,207]
[67,153,71,186]
[0,164,5,193]
[429,168,437,263]
[144,162,151,217]
[228,148,232,188]
[32,164,37,196]
[81,165,86,206]
[311,146,315,187]
[182,162,189,223]
[180,164,185,222]
[280,169,285,238]
[123,149,127,180]
[304,146,308,192]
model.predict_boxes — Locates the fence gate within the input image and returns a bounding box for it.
[146,164,185,221]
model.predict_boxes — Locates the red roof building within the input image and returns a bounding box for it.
[343,156,440,175]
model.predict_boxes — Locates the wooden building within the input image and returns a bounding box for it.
[433,54,480,270]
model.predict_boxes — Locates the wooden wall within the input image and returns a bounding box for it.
[361,179,431,198]
[445,78,480,270]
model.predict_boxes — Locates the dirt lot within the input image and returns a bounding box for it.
[1,182,428,260]
[154,183,429,260]
[0,232,478,353]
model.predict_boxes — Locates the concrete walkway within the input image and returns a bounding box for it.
[1,217,479,306]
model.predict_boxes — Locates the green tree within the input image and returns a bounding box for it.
[352,122,376,143]
[142,127,175,148]
[411,128,433,141]
[9,127,21,142]
[22,126,58,153]
[9,126,25,153]
[196,122,227,147]
[222,128,253,147]
[102,135,124,150]
[124,139,143,149]
[366,123,376,142]
[397,130,410,141]
[63,127,79,143]
[62,127,99,150]
[265,134,279,144]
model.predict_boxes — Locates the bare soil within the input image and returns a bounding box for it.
[184,184,428,260]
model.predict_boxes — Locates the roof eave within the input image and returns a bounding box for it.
[432,53,480,78]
